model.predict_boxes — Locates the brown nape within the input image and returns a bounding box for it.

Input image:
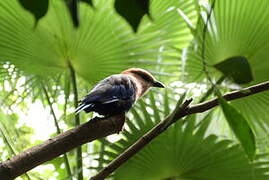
[121,68,153,98]
[121,68,165,97]
[121,68,155,84]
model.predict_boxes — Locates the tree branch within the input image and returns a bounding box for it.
[188,80,269,114]
[91,80,269,179]
[0,115,126,180]
[0,81,269,180]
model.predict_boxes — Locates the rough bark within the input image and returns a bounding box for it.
[0,115,125,180]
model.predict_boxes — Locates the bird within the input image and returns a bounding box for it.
[75,68,165,117]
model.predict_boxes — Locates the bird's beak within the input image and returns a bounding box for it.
[153,81,165,88]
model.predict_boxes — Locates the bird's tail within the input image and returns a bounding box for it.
[74,103,93,114]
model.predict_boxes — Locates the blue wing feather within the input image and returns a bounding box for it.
[76,74,136,115]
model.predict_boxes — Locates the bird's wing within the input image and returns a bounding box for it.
[80,74,136,105]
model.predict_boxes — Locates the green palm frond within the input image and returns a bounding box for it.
[98,92,269,180]
[182,0,269,150]
[0,0,197,85]
[127,0,198,81]
[185,0,269,83]
[0,0,131,82]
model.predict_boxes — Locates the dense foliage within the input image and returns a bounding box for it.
[0,0,269,179]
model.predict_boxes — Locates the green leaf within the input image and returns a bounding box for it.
[114,0,150,32]
[100,91,267,180]
[0,0,134,81]
[80,0,93,7]
[183,0,269,149]
[185,0,269,85]
[231,91,269,147]
[18,0,49,26]
[0,0,192,85]
[214,56,253,84]
[219,97,256,160]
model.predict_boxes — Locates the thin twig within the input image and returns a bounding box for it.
[188,80,269,114]
[42,84,61,133]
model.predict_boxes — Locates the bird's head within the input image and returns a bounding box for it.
[121,68,165,88]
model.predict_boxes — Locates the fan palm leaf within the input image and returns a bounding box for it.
[183,0,269,147]
[99,92,269,180]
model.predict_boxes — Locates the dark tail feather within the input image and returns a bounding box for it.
[75,103,93,114]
